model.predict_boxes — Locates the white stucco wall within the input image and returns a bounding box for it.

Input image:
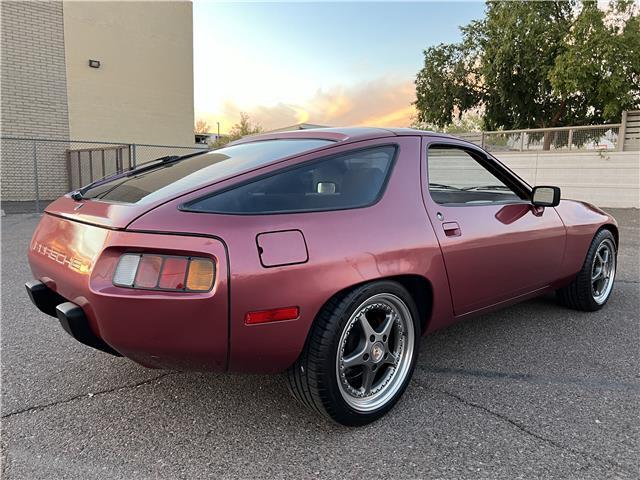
[494,151,640,209]
[63,1,194,146]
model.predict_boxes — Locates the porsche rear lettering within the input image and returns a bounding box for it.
[31,241,88,273]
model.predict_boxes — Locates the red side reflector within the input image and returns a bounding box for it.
[245,307,300,325]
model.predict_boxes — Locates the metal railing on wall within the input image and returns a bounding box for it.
[0,137,208,214]
[455,124,625,153]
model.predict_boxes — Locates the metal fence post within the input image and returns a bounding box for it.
[33,140,40,214]
[131,143,137,168]
[481,132,485,148]
[618,111,628,151]
[567,128,573,150]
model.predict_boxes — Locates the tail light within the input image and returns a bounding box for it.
[113,253,215,292]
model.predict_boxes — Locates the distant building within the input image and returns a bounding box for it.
[197,123,328,147]
[195,133,227,145]
[264,123,329,133]
[1,1,195,203]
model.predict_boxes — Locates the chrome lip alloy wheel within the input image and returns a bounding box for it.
[591,238,616,305]
[336,293,415,412]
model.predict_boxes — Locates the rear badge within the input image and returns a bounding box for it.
[31,241,89,274]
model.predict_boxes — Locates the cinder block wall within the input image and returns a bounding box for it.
[1,0,70,201]
[496,151,640,209]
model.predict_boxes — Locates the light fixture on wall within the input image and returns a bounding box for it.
[88,59,101,68]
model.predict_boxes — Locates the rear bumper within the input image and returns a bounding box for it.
[25,279,65,317]
[25,281,121,356]
[27,214,230,371]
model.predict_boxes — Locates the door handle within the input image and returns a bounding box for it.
[442,222,461,237]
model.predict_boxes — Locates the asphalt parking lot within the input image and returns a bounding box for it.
[1,209,638,479]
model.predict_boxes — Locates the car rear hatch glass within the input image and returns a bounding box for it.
[46,139,334,229]
[81,139,334,204]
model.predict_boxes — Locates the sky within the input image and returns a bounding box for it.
[193,1,486,133]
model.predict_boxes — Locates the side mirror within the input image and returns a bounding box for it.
[532,186,561,207]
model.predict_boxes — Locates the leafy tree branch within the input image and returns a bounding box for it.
[414,0,640,139]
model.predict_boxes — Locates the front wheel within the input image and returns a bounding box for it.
[287,281,420,426]
[557,229,617,311]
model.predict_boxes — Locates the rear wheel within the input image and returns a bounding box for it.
[557,230,617,311]
[287,281,420,426]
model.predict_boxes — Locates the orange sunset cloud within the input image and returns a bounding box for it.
[198,77,417,133]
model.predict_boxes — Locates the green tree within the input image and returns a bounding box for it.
[412,111,484,133]
[194,119,210,134]
[549,1,640,122]
[209,112,263,148]
[415,1,640,136]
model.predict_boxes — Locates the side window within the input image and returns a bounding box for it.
[427,146,522,205]
[183,145,396,214]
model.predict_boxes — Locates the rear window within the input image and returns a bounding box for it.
[182,145,396,214]
[82,139,334,204]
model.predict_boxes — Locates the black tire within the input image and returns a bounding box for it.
[557,229,617,311]
[286,280,420,426]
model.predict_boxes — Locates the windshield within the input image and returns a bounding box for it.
[81,139,335,204]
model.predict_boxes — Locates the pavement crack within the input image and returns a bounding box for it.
[1,372,176,420]
[415,378,632,475]
[418,365,639,392]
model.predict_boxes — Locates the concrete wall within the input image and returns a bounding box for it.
[63,1,194,146]
[495,151,640,209]
[1,0,71,201]
[1,1,196,206]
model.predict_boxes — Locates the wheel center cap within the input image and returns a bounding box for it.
[371,342,385,363]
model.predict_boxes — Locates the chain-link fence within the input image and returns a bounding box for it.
[1,137,208,214]
[471,124,622,152]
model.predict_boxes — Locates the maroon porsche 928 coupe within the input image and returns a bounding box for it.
[26,127,618,425]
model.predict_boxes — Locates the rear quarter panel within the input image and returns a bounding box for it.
[129,136,454,373]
